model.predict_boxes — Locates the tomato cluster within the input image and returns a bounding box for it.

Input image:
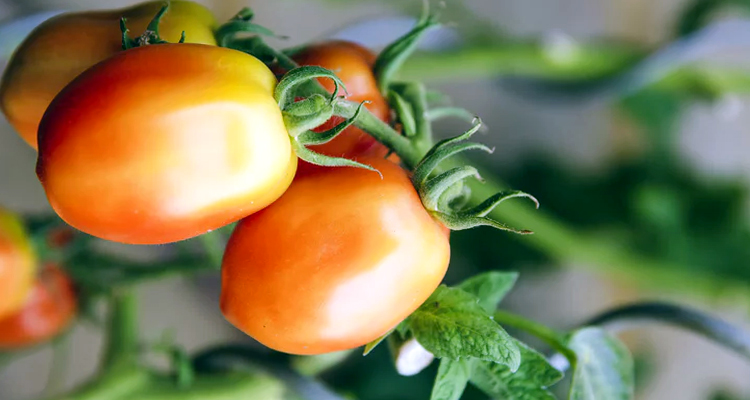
[0,208,36,320]
[0,208,76,349]
[0,264,76,349]
[1,1,451,355]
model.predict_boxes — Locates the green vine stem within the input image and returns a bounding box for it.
[493,310,577,364]
[460,161,750,300]
[191,345,347,400]
[333,100,423,167]
[102,291,139,370]
[397,44,750,96]
[45,367,150,400]
[582,302,750,361]
[43,332,72,397]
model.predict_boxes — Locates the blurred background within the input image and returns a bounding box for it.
[2,0,750,399]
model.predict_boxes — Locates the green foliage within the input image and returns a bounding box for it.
[457,271,519,313]
[469,340,562,400]
[430,359,471,400]
[405,285,521,369]
[567,328,635,400]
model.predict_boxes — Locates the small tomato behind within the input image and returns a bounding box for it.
[37,44,296,245]
[0,264,76,349]
[290,41,392,175]
[0,0,217,149]
[220,158,450,355]
[0,208,36,320]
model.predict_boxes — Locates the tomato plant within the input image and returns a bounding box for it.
[288,41,392,175]
[0,208,36,320]
[0,0,217,150]
[220,157,450,354]
[1,3,750,400]
[0,264,76,349]
[36,43,297,245]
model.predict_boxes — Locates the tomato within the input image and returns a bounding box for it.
[0,265,76,349]
[0,0,217,150]
[0,208,36,320]
[220,157,450,355]
[290,41,392,175]
[37,44,296,245]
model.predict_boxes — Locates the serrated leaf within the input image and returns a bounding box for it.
[568,327,634,400]
[457,271,519,313]
[470,340,563,400]
[431,358,471,400]
[363,329,392,356]
[407,286,520,370]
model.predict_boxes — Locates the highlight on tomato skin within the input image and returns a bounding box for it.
[289,40,393,176]
[220,157,450,355]
[0,208,37,320]
[0,0,218,150]
[0,264,76,349]
[36,43,297,245]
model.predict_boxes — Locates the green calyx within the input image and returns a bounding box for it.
[121,4,185,50]
[373,6,440,94]
[412,119,539,234]
[274,66,380,175]
[215,7,296,69]
[215,8,276,46]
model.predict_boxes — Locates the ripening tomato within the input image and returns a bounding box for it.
[221,158,450,355]
[290,41,391,175]
[37,44,296,245]
[0,264,76,349]
[0,208,36,320]
[0,0,217,150]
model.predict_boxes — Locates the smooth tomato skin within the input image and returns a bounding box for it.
[220,158,450,355]
[0,265,76,349]
[37,44,296,245]
[0,0,217,150]
[0,209,36,320]
[290,41,391,175]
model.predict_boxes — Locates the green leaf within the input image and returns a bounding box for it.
[406,286,521,370]
[363,329,392,356]
[568,327,634,400]
[469,340,563,400]
[290,140,381,177]
[431,358,471,400]
[457,271,519,313]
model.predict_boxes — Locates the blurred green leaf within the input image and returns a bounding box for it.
[470,340,562,400]
[430,358,471,400]
[567,328,634,400]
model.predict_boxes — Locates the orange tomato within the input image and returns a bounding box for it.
[0,0,217,150]
[0,208,36,320]
[0,265,76,349]
[221,158,450,355]
[37,44,296,245]
[290,41,392,175]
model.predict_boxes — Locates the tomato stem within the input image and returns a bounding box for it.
[334,100,423,168]
[373,10,440,95]
[43,331,72,397]
[459,158,750,298]
[493,310,577,365]
[102,291,139,371]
